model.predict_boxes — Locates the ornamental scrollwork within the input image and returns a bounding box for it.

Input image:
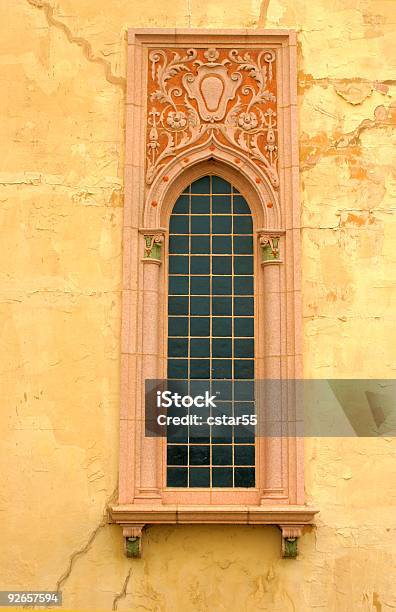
[146,47,279,188]
[143,233,164,262]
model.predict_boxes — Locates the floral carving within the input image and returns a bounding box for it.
[146,47,279,188]
[166,110,188,129]
[238,111,258,130]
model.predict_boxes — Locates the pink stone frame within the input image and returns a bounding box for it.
[110,29,318,557]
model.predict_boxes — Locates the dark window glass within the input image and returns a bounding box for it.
[167,467,188,487]
[234,339,254,358]
[212,235,232,254]
[212,215,232,234]
[168,296,189,315]
[190,317,210,336]
[212,467,233,487]
[190,276,210,295]
[190,256,210,274]
[234,235,253,254]
[234,445,255,466]
[190,296,210,315]
[191,235,210,253]
[233,195,250,214]
[234,276,254,295]
[169,255,189,274]
[212,445,232,465]
[212,276,232,295]
[168,316,188,337]
[168,338,188,357]
[190,338,210,357]
[234,317,254,337]
[167,425,188,443]
[167,176,255,488]
[169,235,189,254]
[212,256,232,274]
[190,445,210,465]
[169,276,189,295]
[234,467,255,487]
[191,215,210,234]
[234,256,253,275]
[169,215,189,234]
[212,176,231,193]
[212,317,232,337]
[234,360,254,380]
[234,297,254,315]
[212,297,232,315]
[172,194,189,214]
[212,359,232,379]
[212,338,232,358]
[167,445,188,465]
[190,359,210,379]
[191,176,210,193]
[211,425,232,443]
[189,468,210,487]
[168,359,188,379]
[233,215,253,234]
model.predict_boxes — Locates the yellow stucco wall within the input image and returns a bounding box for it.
[1,1,395,610]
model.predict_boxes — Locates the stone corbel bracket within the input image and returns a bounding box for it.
[139,228,167,263]
[257,228,285,265]
[279,525,303,558]
[123,524,145,558]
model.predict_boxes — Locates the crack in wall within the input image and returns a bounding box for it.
[299,74,395,101]
[301,102,396,172]
[54,486,118,592]
[112,568,132,610]
[258,0,271,27]
[186,0,192,28]
[26,0,126,90]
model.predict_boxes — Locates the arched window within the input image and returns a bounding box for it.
[167,175,255,488]
[111,29,318,559]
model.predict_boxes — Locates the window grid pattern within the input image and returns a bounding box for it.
[167,175,255,488]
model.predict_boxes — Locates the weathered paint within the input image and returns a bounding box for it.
[0,0,395,610]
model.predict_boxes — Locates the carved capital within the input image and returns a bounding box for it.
[279,525,303,559]
[122,525,145,558]
[258,229,285,264]
[140,229,166,263]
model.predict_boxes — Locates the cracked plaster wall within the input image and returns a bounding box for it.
[0,0,395,610]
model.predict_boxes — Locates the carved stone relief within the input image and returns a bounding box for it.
[146,47,279,189]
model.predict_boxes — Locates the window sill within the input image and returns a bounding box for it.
[109,503,318,558]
